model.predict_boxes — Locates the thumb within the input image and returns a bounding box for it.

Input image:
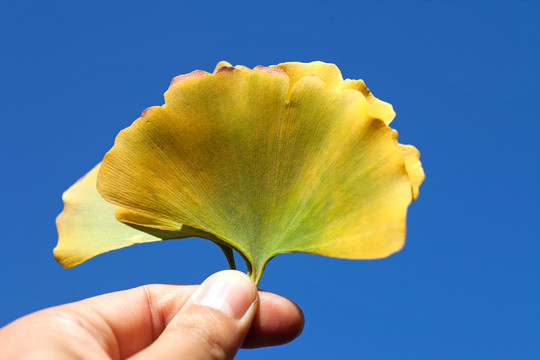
[129,270,258,360]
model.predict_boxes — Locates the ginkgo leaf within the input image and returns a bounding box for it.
[87,61,425,284]
[54,163,237,269]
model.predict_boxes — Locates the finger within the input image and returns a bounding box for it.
[0,284,199,359]
[79,284,198,358]
[129,270,257,360]
[242,290,304,348]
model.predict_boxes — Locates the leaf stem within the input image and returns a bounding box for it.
[217,244,236,270]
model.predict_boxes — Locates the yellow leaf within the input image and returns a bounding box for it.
[54,163,234,268]
[88,61,425,283]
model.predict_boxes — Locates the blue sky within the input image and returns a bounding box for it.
[1,0,539,359]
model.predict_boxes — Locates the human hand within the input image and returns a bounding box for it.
[0,270,304,359]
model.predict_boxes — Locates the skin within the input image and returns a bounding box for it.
[0,270,304,360]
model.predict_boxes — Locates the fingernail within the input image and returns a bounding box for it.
[193,270,257,319]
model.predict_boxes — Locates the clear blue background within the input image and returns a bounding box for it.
[1,1,539,359]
